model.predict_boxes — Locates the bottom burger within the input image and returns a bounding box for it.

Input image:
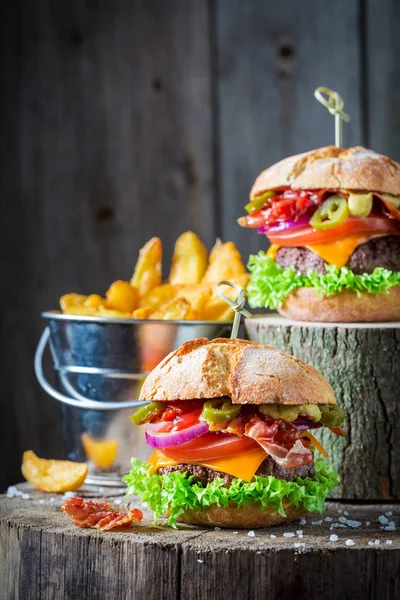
[124,338,345,528]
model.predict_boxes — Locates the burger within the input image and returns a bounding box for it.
[239,146,400,321]
[123,337,345,528]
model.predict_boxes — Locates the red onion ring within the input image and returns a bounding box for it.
[258,215,311,235]
[145,421,209,449]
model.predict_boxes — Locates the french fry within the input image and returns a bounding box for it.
[169,231,208,284]
[202,241,247,284]
[150,297,193,320]
[60,293,88,311]
[130,237,162,297]
[106,280,139,313]
[21,450,88,493]
[140,283,178,311]
[64,306,98,316]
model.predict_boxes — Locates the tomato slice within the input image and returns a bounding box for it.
[161,433,258,461]
[266,217,400,246]
[151,407,202,434]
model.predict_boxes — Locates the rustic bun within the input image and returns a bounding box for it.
[169,501,306,529]
[278,287,400,322]
[251,146,400,198]
[139,337,336,405]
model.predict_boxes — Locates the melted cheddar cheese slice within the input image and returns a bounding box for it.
[148,448,267,482]
[267,233,384,268]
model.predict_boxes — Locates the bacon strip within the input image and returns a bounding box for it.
[61,497,143,531]
[244,415,313,468]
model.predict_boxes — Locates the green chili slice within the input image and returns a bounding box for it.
[131,401,165,425]
[245,190,276,214]
[201,398,241,423]
[310,195,349,230]
[319,405,347,428]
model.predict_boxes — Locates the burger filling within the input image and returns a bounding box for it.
[238,188,400,309]
[123,398,344,526]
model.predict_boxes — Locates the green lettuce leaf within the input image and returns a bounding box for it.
[247,253,400,309]
[123,458,339,528]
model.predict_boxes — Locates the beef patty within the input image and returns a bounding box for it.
[275,235,400,275]
[158,455,316,487]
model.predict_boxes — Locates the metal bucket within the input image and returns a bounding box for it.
[35,312,232,486]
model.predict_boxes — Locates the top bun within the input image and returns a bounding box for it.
[140,337,336,406]
[250,146,400,199]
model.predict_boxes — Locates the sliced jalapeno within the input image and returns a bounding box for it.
[319,405,347,428]
[201,398,241,423]
[310,195,349,230]
[245,190,276,214]
[131,401,165,425]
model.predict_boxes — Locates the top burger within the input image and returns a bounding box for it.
[239,146,400,322]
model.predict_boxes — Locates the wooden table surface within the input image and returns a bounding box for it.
[0,483,399,600]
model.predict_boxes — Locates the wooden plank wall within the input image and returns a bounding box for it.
[0,0,397,490]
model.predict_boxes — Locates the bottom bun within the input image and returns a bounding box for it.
[278,287,400,322]
[169,502,306,529]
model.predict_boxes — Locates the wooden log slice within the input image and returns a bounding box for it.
[0,484,399,600]
[245,314,400,500]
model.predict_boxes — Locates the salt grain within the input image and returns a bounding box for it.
[385,511,393,517]
[338,524,347,528]
[197,559,203,563]
[337,508,343,514]
[345,539,355,546]
[214,527,221,531]
[283,532,295,538]
[21,493,30,500]
[324,516,333,522]
[368,541,375,546]
[311,520,323,526]
[344,511,349,516]
[330,534,339,542]
[114,499,122,505]
[346,520,362,528]
[299,518,306,525]
[386,540,393,545]
[379,515,389,525]
[270,535,277,539]
[374,540,380,545]
[384,522,396,531]
[365,521,371,526]
[296,530,303,536]
[39,499,44,504]
[294,542,305,548]
[338,516,347,524]
[63,491,75,500]
[232,531,238,535]
[247,530,255,537]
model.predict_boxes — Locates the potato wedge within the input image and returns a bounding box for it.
[140,283,178,311]
[84,294,105,309]
[132,307,152,319]
[169,231,208,284]
[150,297,193,320]
[60,293,88,311]
[64,306,98,316]
[202,241,247,283]
[21,450,88,493]
[106,280,139,313]
[130,237,162,297]
[97,306,132,319]
[81,433,118,470]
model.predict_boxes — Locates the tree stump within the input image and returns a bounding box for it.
[245,314,400,500]
[0,484,399,600]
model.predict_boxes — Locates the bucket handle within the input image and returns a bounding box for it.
[34,327,148,411]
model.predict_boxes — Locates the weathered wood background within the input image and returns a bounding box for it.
[0,0,399,491]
